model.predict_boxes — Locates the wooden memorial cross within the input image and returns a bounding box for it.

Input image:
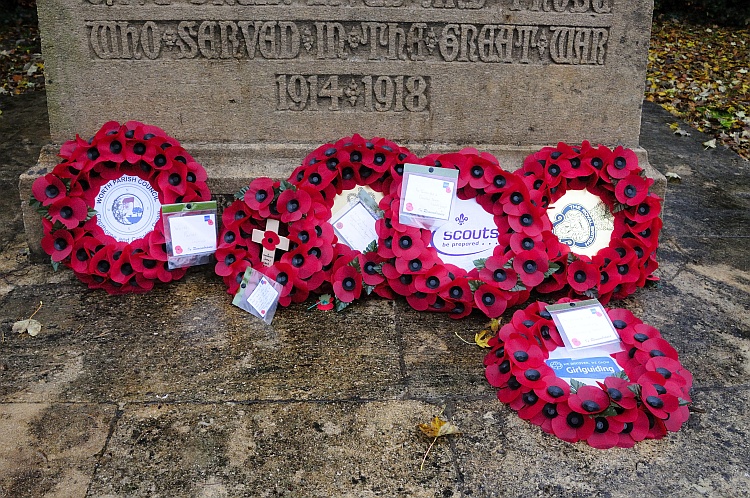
[251,219,290,267]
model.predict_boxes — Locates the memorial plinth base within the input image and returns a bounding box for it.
[19,142,666,261]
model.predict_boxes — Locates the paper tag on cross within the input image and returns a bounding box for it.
[251,219,290,267]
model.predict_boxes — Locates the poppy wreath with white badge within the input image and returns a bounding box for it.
[376,148,560,319]
[483,299,692,448]
[30,120,212,294]
[517,142,662,303]
[216,135,416,308]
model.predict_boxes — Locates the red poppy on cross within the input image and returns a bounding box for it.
[251,219,290,267]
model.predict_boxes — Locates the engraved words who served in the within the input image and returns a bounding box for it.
[86,0,613,66]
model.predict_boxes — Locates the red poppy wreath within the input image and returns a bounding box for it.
[376,148,565,319]
[30,121,212,294]
[215,135,417,308]
[483,299,692,448]
[517,142,662,303]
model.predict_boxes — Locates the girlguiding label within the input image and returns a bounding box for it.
[429,197,499,271]
[545,356,623,386]
[94,175,161,243]
[547,189,614,258]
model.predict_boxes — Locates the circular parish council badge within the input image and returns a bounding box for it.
[94,175,161,243]
[548,189,614,258]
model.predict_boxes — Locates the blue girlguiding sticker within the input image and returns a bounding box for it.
[545,356,622,381]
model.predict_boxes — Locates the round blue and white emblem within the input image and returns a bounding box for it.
[548,189,614,258]
[94,175,161,243]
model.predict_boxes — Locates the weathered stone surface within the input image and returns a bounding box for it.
[22,0,664,256]
[39,0,653,148]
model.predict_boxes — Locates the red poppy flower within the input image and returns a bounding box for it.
[598,376,637,411]
[513,249,549,287]
[508,203,548,237]
[41,229,74,261]
[156,161,188,199]
[332,264,363,303]
[615,173,651,206]
[638,372,681,420]
[497,375,525,404]
[606,146,640,180]
[438,273,473,304]
[277,188,312,223]
[516,390,547,421]
[474,284,509,318]
[516,363,554,390]
[281,247,322,280]
[536,375,571,404]
[633,337,680,366]
[414,265,450,293]
[215,246,247,277]
[551,403,595,443]
[625,194,661,224]
[587,416,624,449]
[614,409,650,448]
[259,262,300,303]
[110,250,136,285]
[479,254,519,291]
[395,249,438,275]
[568,385,610,415]
[406,291,437,311]
[32,174,67,206]
[47,196,88,229]
[391,227,429,261]
[566,258,599,293]
[645,356,693,390]
[244,178,276,212]
[260,230,281,251]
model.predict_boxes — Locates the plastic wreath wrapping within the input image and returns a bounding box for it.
[516,142,662,303]
[483,299,692,448]
[30,120,212,294]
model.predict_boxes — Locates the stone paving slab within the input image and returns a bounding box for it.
[1,96,750,496]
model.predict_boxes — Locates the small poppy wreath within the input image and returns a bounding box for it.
[517,142,662,303]
[216,135,416,308]
[483,299,692,448]
[30,121,212,294]
[376,148,560,319]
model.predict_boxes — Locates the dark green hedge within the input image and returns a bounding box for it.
[655,0,750,26]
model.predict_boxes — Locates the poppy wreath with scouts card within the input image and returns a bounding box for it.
[376,148,561,318]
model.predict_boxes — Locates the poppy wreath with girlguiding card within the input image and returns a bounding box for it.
[216,135,417,308]
[517,142,662,303]
[483,299,692,448]
[30,120,212,294]
[376,148,560,319]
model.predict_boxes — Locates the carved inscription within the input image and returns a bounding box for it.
[509,0,611,13]
[86,0,489,8]
[276,74,429,112]
[87,20,610,65]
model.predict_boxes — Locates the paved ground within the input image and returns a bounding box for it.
[0,91,749,497]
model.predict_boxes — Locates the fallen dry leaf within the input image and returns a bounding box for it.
[703,138,717,149]
[12,318,41,337]
[418,415,461,438]
[665,171,682,182]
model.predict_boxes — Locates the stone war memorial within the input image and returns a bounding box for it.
[21,0,664,257]
[18,0,699,453]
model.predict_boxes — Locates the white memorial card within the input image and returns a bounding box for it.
[168,213,217,256]
[246,276,280,318]
[547,300,621,351]
[402,174,455,220]
[331,201,379,252]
